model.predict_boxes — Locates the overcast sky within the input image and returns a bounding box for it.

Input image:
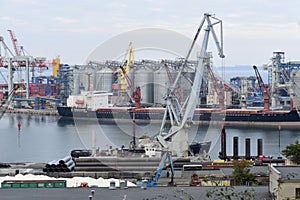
[1,0,300,67]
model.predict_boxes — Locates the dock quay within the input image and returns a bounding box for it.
[5,108,58,116]
[0,157,272,188]
[0,160,192,186]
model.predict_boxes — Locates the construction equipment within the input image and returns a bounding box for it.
[141,151,175,187]
[141,13,225,187]
[151,151,174,186]
[253,65,270,110]
[157,13,225,158]
[119,65,141,108]
[113,42,136,105]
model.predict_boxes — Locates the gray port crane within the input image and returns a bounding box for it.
[157,13,225,158]
[145,13,226,187]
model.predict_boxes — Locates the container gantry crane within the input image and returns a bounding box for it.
[0,35,15,68]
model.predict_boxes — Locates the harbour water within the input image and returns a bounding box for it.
[0,113,299,163]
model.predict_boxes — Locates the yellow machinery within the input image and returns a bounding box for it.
[52,58,60,77]
[114,42,134,102]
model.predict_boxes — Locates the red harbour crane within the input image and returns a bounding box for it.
[119,66,141,108]
[253,65,270,110]
[7,29,21,56]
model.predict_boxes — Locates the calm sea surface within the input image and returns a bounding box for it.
[0,112,299,163]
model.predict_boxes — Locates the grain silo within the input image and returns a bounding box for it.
[94,67,113,92]
[134,66,154,104]
[73,67,91,95]
[153,66,177,105]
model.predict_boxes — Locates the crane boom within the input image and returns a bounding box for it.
[7,30,20,56]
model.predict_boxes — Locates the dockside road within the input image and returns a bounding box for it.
[0,186,270,200]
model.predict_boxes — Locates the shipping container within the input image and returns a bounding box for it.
[1,180,66,188]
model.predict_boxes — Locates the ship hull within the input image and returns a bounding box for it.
[57,106,300,129]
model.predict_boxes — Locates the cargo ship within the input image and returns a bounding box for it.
[57,105,300,129]
[57,88,300,129]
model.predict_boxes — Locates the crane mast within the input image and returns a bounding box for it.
[114,42,141,107]
[113,42,135,105]
[157,13,225,157]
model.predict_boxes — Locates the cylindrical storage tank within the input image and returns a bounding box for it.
[94,67,113,92]
[134,66,154,104]
[153,66,177,106]
[73,68,86,95]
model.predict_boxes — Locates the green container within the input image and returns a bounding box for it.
[1,180,66,188]
[54,182,66,188]
[45,182,54,188]
[12,183,21,188]
[20,183,29,188]
[1,183,12,188]
[29,183,37,188]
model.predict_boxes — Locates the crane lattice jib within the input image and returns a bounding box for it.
[7,30,20,56]
[253,65,270,110]
[113,42,134,101]
[253,65,270,97]
[117,42,134,83]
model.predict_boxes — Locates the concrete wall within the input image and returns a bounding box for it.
[278,182,300,200]
[269,166,281,198]
[269,165,300,200]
